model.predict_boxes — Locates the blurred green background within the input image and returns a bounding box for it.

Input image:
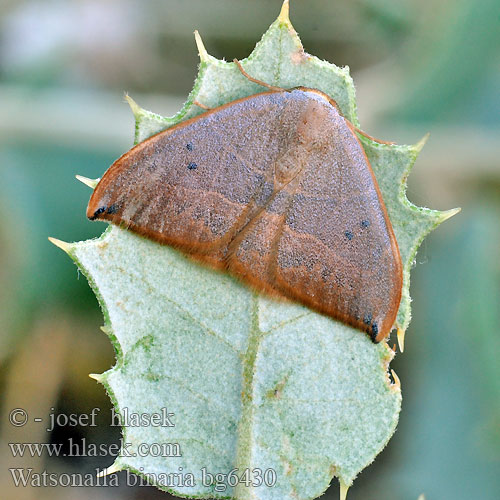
[0,1,498,499]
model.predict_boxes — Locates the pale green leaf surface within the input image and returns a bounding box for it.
[69,227,400,498]
[60,2,457,499]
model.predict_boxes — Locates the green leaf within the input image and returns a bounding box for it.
[63,226,401,498]
[52,1,457,498]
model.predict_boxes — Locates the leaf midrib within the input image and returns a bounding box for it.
[234,294,262,499]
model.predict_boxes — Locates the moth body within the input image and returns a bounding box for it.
[88,88,403,342]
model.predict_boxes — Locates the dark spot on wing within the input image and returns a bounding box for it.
[370,322,379,342]
[363,313,372,325]
[186,142,193,151]
[361,219,370,228]
[187,162,197,170]
[345,230,354,241]
[90,206,106,220]
[107,204,118,215]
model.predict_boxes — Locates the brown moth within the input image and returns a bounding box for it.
[87,64,402,342]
